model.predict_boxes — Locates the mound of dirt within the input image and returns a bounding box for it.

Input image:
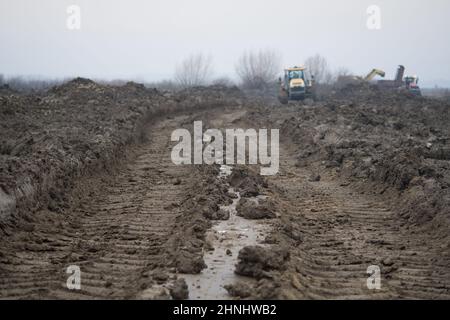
[0,79,244,233]
[247,86,450,241]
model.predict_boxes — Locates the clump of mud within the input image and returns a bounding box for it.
[169,278,189,300]
[223,282,253,298]
[225,278,282,300]
[229,167,268,197]
[236,197,276,219]
[235,245,290,279]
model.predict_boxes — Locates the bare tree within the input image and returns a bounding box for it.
[174,53,213,88]
[235,49,281,89]
[323,71,335,85]
[304,54,330,84]
[0,74,4,86]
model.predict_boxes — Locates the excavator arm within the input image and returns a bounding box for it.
[364,69,386,81]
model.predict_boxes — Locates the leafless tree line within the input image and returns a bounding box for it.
[304,54,353,84]
[0,52,355,93]
[173,51,354,90]
[172,50,281,90]
[174,54,214,88]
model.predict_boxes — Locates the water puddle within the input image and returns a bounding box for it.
[183,165,269,299]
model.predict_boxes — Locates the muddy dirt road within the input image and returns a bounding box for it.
[0,114,196,299]
[261,144,449,299]
[0,105,449,299]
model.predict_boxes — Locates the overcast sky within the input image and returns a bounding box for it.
[1,0,450,87]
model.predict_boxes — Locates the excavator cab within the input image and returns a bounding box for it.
[278,66,315,104]
[288,69,304,80]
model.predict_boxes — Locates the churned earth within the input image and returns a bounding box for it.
[0,80,449,299]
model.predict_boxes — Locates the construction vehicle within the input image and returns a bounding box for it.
[336,68,385,87]
[364,69,386,81]
[377,65,422,95]
[278,66,315,104]
[377,65,405,89]
[404,75,422,96]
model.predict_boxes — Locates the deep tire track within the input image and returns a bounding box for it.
[0,116,190,299]
[270,144,449,299]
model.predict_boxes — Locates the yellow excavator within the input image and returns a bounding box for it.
[278,66,316,104]
[364,69,386,81]
[336,68,386,88]
[337,65,421,95]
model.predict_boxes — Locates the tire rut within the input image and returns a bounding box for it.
[270,144,449,299]
[0,116,190,299]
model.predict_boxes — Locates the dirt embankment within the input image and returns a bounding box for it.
[252,85,450,240]
[0,82,246,299]
[0,78,244,233]
[1,80,448,300]
[223,86,450,299]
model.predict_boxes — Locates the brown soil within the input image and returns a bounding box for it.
[0,81,449,299]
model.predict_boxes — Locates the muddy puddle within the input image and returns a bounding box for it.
[183,165,269,299]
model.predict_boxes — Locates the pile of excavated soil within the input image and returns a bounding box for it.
[250,85,450,241]
[1,80,448,300]
[0,79,162,226]
[0,83,245,299]
[0,78,244,231]
[222,87,449,299]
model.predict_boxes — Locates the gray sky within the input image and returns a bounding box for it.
[1,0,450,87]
